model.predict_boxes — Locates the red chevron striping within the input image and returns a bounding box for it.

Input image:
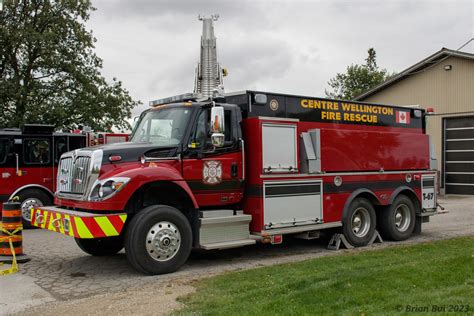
[82,217,106,237]
[60,213,67,234]
[107,215,125,235]
[31,210,37,226]
[69,216,80,238]
[53,213,61,233]
[44,210,52,229]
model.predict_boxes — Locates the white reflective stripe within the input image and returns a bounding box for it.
[446,172,474,175]
[446,183,474,186]
[261,170,436,178]
[445,150,474,152]
[446,161,474,163]
[446,138,474,141]
[446,127,474,130]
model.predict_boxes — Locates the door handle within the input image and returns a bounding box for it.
[231,163,238,178]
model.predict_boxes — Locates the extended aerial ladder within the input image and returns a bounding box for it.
[194,14,227,98]
[150,14,228,107]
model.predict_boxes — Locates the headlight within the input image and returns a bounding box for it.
[89,177,130,201]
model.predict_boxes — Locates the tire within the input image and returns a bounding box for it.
[75,236,124,256]
[378,195,416,241]
[17,189,52,229]
[125,205,192,275]
[343,197,376,247]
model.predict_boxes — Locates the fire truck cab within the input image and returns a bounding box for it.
[0,124,86,227]
[31,91,439,275]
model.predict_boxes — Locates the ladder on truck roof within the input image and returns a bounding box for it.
[194,14,226,98]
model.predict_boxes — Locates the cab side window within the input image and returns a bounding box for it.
[189,110,210,149]
[0,139,10,164]
[55,137,68,162]
[24,139,50,164]
[190,109,234,149]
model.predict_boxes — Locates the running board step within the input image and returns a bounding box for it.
[200,239,256,250]
[199,214,253,249]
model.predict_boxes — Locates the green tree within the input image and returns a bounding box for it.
[325,48,395,100]
[0,0,140,131]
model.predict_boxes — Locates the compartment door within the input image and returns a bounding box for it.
[263,180,322,229]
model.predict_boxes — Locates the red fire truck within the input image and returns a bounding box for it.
[31,91,439,275]
[0,125,129,228]
[0,125,86,228]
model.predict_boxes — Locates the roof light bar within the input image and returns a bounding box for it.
[149,93,204,107]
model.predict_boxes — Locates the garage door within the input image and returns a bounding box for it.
[444,116,474,195]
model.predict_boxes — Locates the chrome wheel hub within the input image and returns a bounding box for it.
[21,198,43,221]
[394,204,411,232]
[146,221,181,262]
[351,207,371,238]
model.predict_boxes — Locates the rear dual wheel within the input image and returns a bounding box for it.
[343,197,376,247]
[378,195,415,241]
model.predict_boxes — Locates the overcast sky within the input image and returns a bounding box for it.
[87,0,474,116]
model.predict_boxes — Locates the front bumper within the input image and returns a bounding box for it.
[31,207,127,239]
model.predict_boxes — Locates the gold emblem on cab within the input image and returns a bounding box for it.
[269,99,279,111]
[203,161,222,185]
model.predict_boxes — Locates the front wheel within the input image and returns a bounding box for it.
[343,197,376,247]
[75,236,124,256]
[125,205,192,275]
[18,189,52,229]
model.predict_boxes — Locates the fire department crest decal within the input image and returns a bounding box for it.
[269,99,279,111]
[203,161,222,185]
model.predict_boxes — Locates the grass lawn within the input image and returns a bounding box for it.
[179,237,474,315]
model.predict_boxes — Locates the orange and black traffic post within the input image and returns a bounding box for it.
[0,199,30,264]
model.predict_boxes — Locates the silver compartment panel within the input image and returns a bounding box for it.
[264,180,323,229]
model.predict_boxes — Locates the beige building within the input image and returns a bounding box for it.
[356,48,474,195]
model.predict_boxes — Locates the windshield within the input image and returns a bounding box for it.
[130,107,193,145]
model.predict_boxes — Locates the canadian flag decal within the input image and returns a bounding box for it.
[396,111,410,124]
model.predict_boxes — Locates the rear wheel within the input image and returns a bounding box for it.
[75,236,124,256]
[17,189,52,229]
[343,198,376,247]
[125,205,192,275]
[378,195,415,241]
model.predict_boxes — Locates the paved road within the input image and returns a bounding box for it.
[1,195,473,315]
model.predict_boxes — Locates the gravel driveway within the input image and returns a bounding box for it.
[1,195,473,315]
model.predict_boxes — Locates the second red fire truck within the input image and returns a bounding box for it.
[31,91,438,274]
[0,125,129,228]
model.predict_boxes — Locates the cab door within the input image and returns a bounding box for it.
[182,107,244,207]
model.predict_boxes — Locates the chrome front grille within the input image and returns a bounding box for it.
[57,156,91,194]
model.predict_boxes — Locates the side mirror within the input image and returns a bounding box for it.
[210,107,225,148]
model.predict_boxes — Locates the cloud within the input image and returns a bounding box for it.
[87,0,473,117]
